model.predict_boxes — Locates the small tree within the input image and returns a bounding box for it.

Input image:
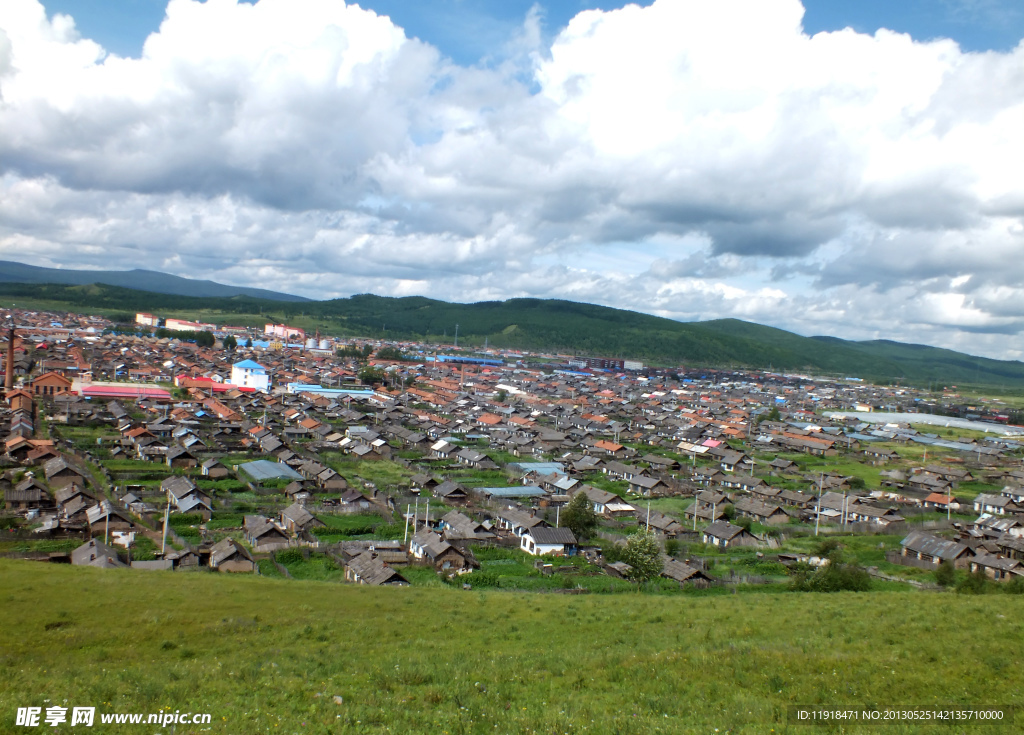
[223,335,237,351]
[623,528,663,583]
[664,538,680,558]
[358,366,385,386]
[935,560,956,587]
[196,331,216,348]
[245,337,253,348]
[561,491,598,541]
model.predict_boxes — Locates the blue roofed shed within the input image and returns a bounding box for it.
[238,460,303,482]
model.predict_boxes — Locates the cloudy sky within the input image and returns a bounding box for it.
[2,0,1023,359]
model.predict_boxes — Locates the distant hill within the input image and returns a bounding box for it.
[0,260,309,302]
[2,280,1023,388]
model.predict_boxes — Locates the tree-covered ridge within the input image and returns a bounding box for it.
[3,281,1024,387]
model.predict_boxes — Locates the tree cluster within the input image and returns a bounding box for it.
[358,366,386,386]
[337,343,374,360]
[789,549,871,592]
[153,328,215,347]
[374,346,408,361]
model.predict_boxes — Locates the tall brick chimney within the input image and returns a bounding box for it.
[4,326,14,394]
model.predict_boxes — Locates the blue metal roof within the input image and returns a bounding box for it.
[287,383,377,397]
[237,460,303,482]
[845,432,881,442]
[233,359,266,371]
[509,461,565,475]
[477,486,546,497]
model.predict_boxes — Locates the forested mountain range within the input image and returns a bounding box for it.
[2,280,1021,388]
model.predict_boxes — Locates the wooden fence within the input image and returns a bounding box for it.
[885,550,942,571]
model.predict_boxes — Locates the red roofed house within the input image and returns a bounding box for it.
[476,413,503,427]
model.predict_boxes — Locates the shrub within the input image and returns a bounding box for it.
[956,569,990,595]
[1002,576,1024,595]
[600,542,625,564]
[935,560,956,587]
[168,513,204,528]
[464,571,500,588]
[790,551,871,593]
[276,548,304,565]
[664,538,680,558]
[813,538,840,557]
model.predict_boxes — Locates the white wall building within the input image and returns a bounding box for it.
[230,360,269,391]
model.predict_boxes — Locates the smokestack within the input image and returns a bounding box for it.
[4,326,14,394]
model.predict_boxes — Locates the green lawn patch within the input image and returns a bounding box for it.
[320,455,415,490]
[275,551,345,582]
[2,560,1022,734]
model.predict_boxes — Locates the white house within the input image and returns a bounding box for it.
[974,494,1019,516]
[231,359,269,391]
[521,527,577,556]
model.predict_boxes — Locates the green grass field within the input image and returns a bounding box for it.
[320,455,415,490]
[1,560,1022,734]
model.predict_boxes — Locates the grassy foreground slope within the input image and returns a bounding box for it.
[1,561,1021,734]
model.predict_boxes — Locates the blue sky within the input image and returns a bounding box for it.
[42,0,1024,61]
[3,0,1024,360]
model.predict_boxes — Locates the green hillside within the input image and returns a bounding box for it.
[1,560,1020,734]
[838,339,1024,387]
[0,259,309,302]
[3,281,1024,388]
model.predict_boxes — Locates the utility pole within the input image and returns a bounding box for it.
[161,497,170,555]
[454,324,459,349]
[404,504,410,544]
[815,471,823,537]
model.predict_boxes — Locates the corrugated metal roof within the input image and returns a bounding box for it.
[237,459,303,481]
[479,486,546,497]
[900,531,967,560]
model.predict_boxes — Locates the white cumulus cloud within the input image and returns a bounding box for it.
[0,0,1023,359]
